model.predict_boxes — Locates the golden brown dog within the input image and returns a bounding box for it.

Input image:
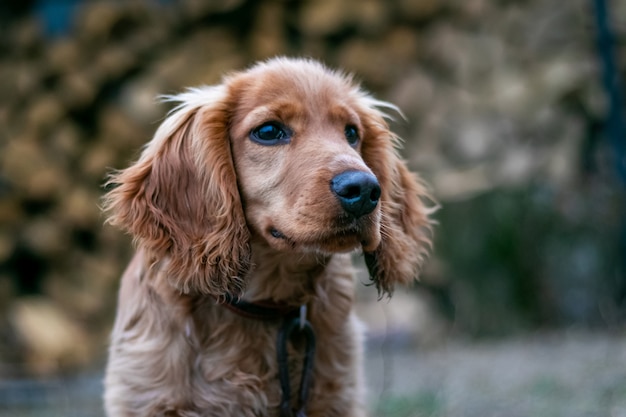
[103,57,433,417]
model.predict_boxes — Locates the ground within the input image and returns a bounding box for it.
[1,331,624,417]
[368,331,626,417]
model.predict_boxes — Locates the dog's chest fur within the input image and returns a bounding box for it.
[105,253,366,416]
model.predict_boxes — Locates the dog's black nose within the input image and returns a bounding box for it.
[330,171,381,218]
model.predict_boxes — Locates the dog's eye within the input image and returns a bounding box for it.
[250,122,291,145]
[345,125,359,146]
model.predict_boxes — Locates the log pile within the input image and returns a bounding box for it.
[0,0,619,374]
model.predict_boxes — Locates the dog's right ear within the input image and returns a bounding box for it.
[103,86,251,296]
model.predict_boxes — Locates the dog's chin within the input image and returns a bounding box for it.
[264,225,381,255]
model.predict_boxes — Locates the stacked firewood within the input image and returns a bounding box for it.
[0,0,607,374]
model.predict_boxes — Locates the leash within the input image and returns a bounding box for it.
[218,297,316,417]
[277,305,316,417]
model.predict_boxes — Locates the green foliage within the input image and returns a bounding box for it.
[434,182,625,335]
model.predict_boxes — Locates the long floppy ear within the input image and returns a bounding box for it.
[358,99,434,297]
[103,86,250,296]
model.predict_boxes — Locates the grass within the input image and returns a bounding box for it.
[375,391,442,417]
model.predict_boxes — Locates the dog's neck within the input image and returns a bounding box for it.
[241,239,331,306]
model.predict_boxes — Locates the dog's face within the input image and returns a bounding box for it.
[228,62,382,254]
[104,58,432,297]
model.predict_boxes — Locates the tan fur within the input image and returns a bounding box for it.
[103,57,433,416]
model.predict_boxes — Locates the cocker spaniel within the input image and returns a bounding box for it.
[103,57,433,417]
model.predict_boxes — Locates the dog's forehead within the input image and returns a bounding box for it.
[237,61,356,105]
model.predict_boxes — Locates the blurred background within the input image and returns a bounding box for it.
[1,0,625,416]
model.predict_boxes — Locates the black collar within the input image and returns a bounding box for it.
[218,293,300,320]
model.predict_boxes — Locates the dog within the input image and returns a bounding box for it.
[103,57,433,417]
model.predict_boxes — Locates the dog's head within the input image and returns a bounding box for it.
[104,57,433,297]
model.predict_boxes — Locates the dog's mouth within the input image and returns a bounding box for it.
[268,222,378,254]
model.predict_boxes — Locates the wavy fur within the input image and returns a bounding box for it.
[103,57,433,417]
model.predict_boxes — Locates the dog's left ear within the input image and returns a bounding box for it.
[358,102,434,297]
